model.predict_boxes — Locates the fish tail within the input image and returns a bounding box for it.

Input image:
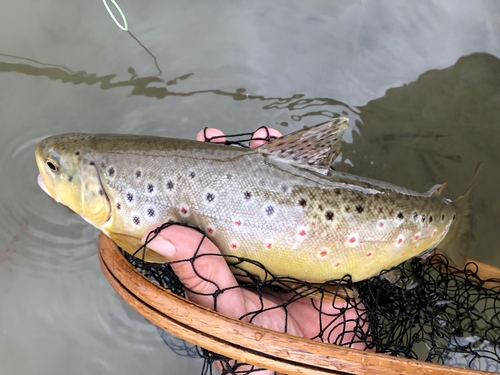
[438,162,482,267]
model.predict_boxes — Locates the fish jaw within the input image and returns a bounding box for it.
[35,134,112,230]
[37,172,61,202]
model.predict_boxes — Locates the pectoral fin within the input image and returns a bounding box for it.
[258,117,349,175]
[108,232,169,263]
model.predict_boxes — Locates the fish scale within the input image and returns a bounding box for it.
[35,119,474,283]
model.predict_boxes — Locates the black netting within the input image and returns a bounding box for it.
[124,226,500,374]
[119,129,500,374]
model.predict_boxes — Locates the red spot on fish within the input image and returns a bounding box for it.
[413,245,417,249]
[234,220,241,226]
[266,243,272,249]
[334,262,340,267]
[207,227,214,235]
[180,207,188,214]
[432,229,437,237]
[366,252,372,257]
[299,229,307,237]
[395,235,405,246]
[346,233,359,246]
[230,242,238,249]
[319,250,328,257]
[413,234,419,241]
[378,222,384,228]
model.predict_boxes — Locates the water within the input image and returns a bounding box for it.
[1,1,500,374]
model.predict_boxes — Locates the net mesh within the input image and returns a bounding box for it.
[120,129,500,374]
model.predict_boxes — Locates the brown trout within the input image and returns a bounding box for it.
[35,118,475,283]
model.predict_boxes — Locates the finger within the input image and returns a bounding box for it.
[195,128,227,143]
[249,127,282,148]
[142,224,248,317]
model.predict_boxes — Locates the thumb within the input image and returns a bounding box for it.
[142,224,247,316]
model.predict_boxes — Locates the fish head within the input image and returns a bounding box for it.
[35,134,111,229]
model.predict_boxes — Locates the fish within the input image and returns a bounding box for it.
[35,118,477,283]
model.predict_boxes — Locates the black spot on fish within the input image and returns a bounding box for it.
[414,213,418,221]
[421,215,426,223]
[127,193,134,202]
[356,205,364,213]
[89,162,95,166]
[206,192,215,202]
[147,184,154,193]
[266,206,274,215]
[397,212,404,220]
[133,216,140,225]
[68,175,73,182]
[116,203,121,210]
[325,211,334,220]
[190,172,195,178]
[108,168,115,177]
[75,151,80,156]
[166,181,174,190]
[441,214,445,220]
[244,191,251,200]
[99,189,104,196]
[318,204,324,211]
[147,208,155,217]
[452,214,456,220]
[429,216,433,223]
[379,207,384,214]
[281,185,288,192]
[299,198,307,207]
[136,170,141,178]
[345,206,351,213]
[334,189,341,195]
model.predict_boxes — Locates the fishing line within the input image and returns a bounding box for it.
[101,0,164,76]
[102,0,128,31]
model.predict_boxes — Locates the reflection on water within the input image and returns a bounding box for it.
[0,1,500,374]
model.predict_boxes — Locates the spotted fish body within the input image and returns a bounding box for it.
[35,119,472,283]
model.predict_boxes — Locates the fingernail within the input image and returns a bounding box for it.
[143,234,176,257]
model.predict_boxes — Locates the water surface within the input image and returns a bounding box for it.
[1,1,500,374]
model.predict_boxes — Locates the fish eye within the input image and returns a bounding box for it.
[46,159,59,172]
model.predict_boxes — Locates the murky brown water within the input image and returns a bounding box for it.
[1,1,500,374]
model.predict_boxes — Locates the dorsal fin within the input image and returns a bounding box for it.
[257,117,349,175]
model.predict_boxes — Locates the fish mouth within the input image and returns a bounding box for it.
[37,173,61,202]
[37,173,49,194]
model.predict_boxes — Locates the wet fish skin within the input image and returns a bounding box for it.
[35,121,468,283]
